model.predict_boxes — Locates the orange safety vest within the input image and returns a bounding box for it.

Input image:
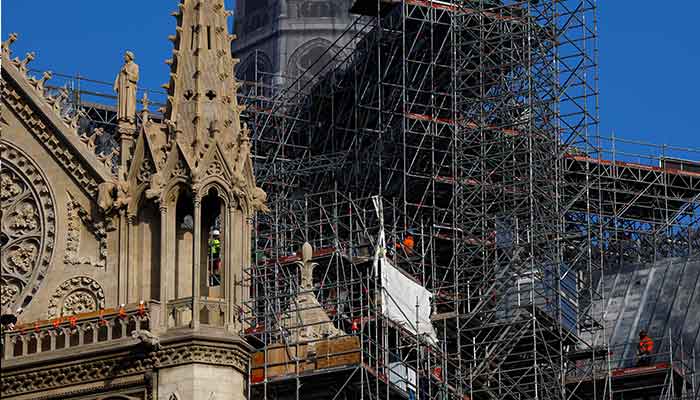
[639,336,654,353]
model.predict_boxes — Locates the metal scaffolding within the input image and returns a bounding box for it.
[237,1,699,399]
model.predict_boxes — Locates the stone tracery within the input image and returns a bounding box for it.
[0,140,56,311]
[48,276,105,318]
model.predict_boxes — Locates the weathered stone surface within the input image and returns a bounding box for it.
[1,2,265,399]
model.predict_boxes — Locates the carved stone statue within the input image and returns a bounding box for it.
[131,329,161,351]
[114,51,140,122]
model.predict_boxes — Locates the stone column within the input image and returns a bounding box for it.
[118,211,129,305]
[159,205,169,330]
[192,198,202,330]
[117,121,136,178]
[127,215,138,303]
[224,203,234,331]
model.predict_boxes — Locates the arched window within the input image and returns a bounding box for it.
[237,51,273,97]
[175,189,194,299]
[287,38,336,84]
[200,187,226,298]
[136,198,161,300]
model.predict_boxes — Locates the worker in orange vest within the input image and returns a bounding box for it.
[637,329,654,366]
[395,234,415,254]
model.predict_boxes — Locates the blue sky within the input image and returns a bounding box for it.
[2,1,699,149]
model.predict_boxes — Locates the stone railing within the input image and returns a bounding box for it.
[167,297,194,329]
[166,297,228,329]
[1,302,154,360]
[199,298,226,327]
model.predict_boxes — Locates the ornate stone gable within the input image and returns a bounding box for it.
[194,140,235,187]
[0,140,56,312]
[1,45,113,200]
[125,127,162,217]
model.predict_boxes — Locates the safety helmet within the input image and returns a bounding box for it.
[212,229,220,236]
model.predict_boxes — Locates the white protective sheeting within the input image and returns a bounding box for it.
[375,255,438,343]
[371,195,437,343]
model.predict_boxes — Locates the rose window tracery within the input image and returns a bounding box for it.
[1,140,56,311]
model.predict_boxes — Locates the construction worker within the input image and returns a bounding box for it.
[395,234,415,254]
[637,329,654,367]
[209,230,222,285]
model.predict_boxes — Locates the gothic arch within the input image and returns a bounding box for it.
[48,276,105,318]
[198,180,232,205]
[237,51,273,83]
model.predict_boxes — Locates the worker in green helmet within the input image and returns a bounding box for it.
[209,230,222,285]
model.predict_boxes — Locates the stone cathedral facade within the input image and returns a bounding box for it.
[1,1,266,399]
[232,0,355,85]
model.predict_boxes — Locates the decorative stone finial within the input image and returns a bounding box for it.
[302,242,313,263]
[141,92,151,112]
[29,71,52,92]
[13,52,36,75]
[141,92,151,122]
[49,85,70,113]
[80,127,104,152]
[1,32,18,56]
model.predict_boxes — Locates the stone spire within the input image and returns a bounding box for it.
[164,0,242,160]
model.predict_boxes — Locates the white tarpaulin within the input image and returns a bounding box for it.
[371,196,437,343]
[376,255,438,343]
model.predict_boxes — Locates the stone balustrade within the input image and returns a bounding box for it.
[1,302,153,360]
[166,297,228,329]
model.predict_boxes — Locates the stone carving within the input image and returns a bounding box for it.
[141,92,151,122]
[64,191,108,268]
[280,243,342,349]
[137,157,155,185]
[47,84,70,114]
[97,179,130,212]
[251,187,270,213]
[132,329,161,351]
[171,157,188,179]
[0,340,250,397]
[1,285,20,307]
[28,70,52,93]
[79,126,105,152]
[9,202,39,232]
[2,80,104,198]
[114,51,140,122]
[11,51,35,75]
[206,160,224,177]
[62,290,98,315]
[48,276,105,318]
[6,242,38,276]
[1,32,18,56]
[98,147,119,171]
[0,140,56,312]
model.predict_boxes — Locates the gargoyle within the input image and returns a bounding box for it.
[131,329,160,351]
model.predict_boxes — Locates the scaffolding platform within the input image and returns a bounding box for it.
[251,336,362,384]
[570,362,691,399]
